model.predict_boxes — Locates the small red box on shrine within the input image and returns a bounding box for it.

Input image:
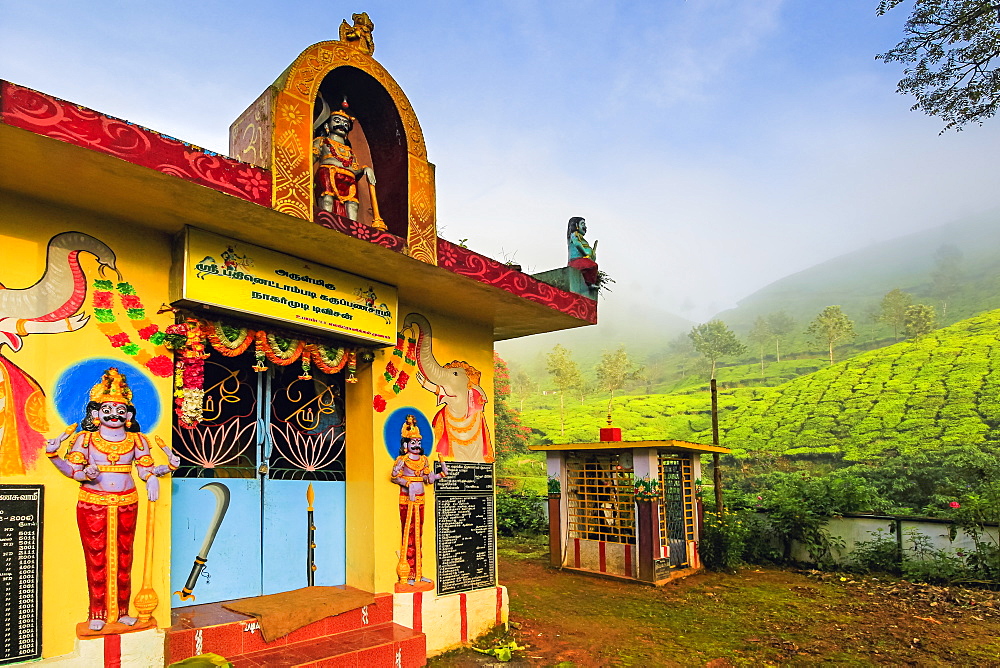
[600,427,622,442]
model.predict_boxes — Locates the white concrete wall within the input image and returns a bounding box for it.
[787,515,1000,565]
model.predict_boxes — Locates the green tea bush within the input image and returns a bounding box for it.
[496,489,548,537]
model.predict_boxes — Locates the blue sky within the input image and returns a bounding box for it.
[3,1,999,321]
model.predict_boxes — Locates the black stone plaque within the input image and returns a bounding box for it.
[1,485,43,665]
[435,462,495,596]
[434,461,495,495]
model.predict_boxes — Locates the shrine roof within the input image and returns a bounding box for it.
[529,440,731,455]
[0,81,595,340]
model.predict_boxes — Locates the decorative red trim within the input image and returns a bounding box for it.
[459,593,468,643]
[412,592,423,634]
[314,211,406,252]
[103,633,121,668]
[0,82,271,206]
[573,538,581,568]
[437,239,597,324]
[495,587,503,625]
[625,544,633,577]
[598,541,607,573]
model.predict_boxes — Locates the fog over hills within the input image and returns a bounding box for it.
[494,294,694,379]
[712,208,1000,336]
[497,208,1000,382]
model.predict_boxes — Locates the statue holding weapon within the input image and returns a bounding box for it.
[45,367,179,632]
[312,96,386,229]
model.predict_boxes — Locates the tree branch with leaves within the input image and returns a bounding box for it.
[878,0,1000,131]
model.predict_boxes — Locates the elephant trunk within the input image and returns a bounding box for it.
[403,312,439,381]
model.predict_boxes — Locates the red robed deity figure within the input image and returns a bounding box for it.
[46,367,178,632]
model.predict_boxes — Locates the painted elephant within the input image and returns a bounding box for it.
[0,231,118,475]
[403,313,494,463]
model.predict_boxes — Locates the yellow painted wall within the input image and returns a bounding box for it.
[364,306,494,594]
[0,192,175,659]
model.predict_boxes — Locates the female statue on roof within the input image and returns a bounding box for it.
[567,216,599,287]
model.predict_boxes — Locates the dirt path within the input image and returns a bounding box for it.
[429,537,1000,666]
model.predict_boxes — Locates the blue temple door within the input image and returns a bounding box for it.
[260,363,346,594]
[171,345,346,607]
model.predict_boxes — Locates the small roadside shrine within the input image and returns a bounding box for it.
[531,437,729,584]
[0,13,598,667]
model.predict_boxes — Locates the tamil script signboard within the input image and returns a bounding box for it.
[1,485,42,665]
[434,462,496,596]
[174,227,398,345]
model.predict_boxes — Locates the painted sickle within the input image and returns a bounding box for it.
[174,482,231,601]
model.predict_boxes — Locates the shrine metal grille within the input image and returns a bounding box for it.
[657,453,695,568]
[565,453,635,544]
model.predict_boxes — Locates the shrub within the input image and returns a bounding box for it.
[849,528,900,574]
[496,489,547,537]
[699,510,750,572]
[740,512,782,565]
[900,530,973,584]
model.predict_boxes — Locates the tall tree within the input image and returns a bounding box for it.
[766,311,795,362]
[545,344,581,436]
[747,316,772,376]
[879,288,914,341]
[904,303,937,338]
[510,367,537,411]
[688,320,747,380]
[931,243,964,319]
[595,346,644,420]
[878,0,1000,131]
[493,353,529,458]
[807,306,856,365]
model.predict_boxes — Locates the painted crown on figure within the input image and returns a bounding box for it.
[89,367,133,404]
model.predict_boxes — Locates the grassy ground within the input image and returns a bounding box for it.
[429,535,1000,666]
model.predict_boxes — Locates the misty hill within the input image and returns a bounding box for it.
[494,294,693,382]
[717,308,1000,461]
[520,308,1000,460]
[712,208,1000,338]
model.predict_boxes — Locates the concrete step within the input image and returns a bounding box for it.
[168,591,396,664]
[228,622,425,667]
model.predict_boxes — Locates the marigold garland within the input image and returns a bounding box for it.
[373,325,418,408]
[310,343,349,374]
[206,321,254,357]
[92,279,172,377]
[171,319,208,429]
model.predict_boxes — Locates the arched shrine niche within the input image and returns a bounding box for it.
[312,66,407,235]
[230,20,437,264]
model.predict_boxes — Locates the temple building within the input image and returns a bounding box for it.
[0,14,597,666]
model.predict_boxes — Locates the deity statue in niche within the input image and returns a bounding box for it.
[45,367,178,632]
[391,421,446,588]
[567,216,599,287]
[313,97,385,229]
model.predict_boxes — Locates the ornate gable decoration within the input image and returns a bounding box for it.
[229,13,437,265]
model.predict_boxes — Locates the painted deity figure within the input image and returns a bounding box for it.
[312,97,377,222]
[391,427,445,586]
[567,216,599,287]
[46,368,178,631]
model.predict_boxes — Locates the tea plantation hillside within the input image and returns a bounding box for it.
[719,308,1000,460]
[521,309,1000,462]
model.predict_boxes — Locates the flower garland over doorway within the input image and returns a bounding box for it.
[166,317,359,428]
